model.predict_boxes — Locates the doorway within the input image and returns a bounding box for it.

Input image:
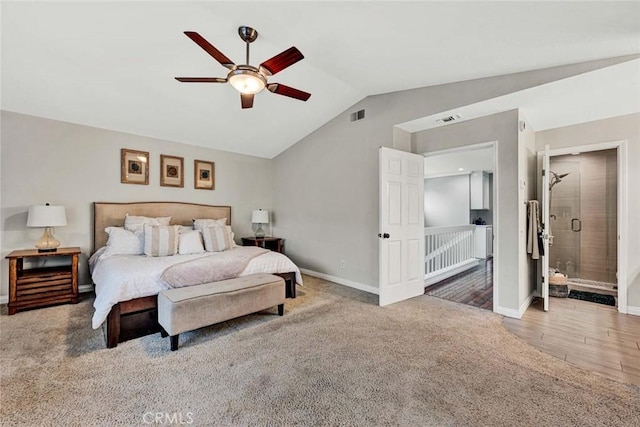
[541,140,628,313]
[549,149,618,304]
[421,142,497,311]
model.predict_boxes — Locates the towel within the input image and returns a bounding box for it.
[526,200,541,260]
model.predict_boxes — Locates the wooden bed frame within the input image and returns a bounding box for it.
[92,201,296,348]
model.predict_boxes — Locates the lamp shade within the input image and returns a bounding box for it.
[27,205,67,227]
[251,210,269,224]
[228,70,266,95]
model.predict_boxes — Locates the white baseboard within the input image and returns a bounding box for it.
[627,305,640,316]
[1,285,94,305]
[299,268,379,295]
[79,284,94,294]
[495,293,535,319]
[424,259,478,286]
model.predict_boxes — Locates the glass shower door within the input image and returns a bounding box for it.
[548,157,581,279]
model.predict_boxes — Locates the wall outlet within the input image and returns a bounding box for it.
[340,260,345,268]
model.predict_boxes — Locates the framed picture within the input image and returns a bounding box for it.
[160,155,184,188]
[194,159,215,190]
[121,149,149,185]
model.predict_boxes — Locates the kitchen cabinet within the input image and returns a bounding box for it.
[470,171,490,210]
[474,226,493,259]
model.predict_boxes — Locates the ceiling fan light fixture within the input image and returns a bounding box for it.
[228,67,266,95]
[176,27,310,108]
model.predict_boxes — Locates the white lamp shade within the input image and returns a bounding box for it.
[251,210,269,224]
[27,205,67,227]
[229,72,266,95]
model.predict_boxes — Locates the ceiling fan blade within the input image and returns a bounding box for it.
[267,83,311,101]
[259,47,304,76]
[175,77,227,83]
[241,93,254,109]
[184,31,235,69]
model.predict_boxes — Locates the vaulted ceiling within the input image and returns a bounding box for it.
[2,1,639,158]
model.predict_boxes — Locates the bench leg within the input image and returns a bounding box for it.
[278,303,284,316]
[160,328,168,338]
[286,277,296,298]
[170,335,179,351]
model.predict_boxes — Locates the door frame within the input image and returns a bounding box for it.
[541,140,628,314]
[422,140,499,313]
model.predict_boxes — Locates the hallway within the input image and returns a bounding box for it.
[425,259,493,310]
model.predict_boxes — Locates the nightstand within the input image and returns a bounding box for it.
[5,247,80,315]
[241,237,284,253]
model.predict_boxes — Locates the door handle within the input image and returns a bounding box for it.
[571,218,582,232]
[378,233,390,239]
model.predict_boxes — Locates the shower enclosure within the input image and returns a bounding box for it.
[549,149,617,292]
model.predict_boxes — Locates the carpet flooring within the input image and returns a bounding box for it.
[1,275,639,426]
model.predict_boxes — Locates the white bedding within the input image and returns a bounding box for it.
[90,247,303,329]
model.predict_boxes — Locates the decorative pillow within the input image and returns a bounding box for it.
[227,226,238,248]
[201,225,233,252]
[103,227,144,256]
[192,218,227,230]
[176,225,193,234]
[178,230,205,255]
[144,225,179,257]
[124,214,171,234]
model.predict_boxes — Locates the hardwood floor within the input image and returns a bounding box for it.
[425,258,493,310]
[504,297,640,385]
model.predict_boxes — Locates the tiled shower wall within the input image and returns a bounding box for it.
[549,149,617,284]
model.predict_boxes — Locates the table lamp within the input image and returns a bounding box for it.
[27,203,67,252]
[251,209,269,238]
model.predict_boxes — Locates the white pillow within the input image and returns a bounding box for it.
[193,218,227,230]
[144,225,179,257]
[202,226,233,252]
[124,214,171,234]
[176,225,193,235]
[178,230,205,255]
[103,227,143,256]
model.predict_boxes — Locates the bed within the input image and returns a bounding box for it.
[91,202,301,348]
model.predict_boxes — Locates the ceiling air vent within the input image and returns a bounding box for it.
[435,114,462,125]
[350,109,365,122]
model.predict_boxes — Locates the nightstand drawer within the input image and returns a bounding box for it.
[17,267,73,284]
[16,283,73,300]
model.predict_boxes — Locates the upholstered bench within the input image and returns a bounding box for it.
[157,273,285,351]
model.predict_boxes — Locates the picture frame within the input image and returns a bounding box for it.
[194,159,215,190]
[121,149,149,185]
[160,155,184,188]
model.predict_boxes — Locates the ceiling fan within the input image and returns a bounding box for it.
[175,26,311,109]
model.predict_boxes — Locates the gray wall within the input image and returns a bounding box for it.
[271,56,632,312]
[0,111,273,295]
[519,113,538,301]
[424,175,470,227]
[536,113,640,309]
[413,111,521,312]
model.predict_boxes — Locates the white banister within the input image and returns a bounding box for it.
[424,225,478,286]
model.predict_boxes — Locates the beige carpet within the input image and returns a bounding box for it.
[1,275,639,426]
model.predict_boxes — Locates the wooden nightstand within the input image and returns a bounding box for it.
[241,237,284,253]
[5,247,80,315]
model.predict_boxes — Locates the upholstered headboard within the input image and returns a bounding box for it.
[93,202,231,252]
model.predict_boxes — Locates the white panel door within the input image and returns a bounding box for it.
[541,145,551,311]
[379,147,425,306]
